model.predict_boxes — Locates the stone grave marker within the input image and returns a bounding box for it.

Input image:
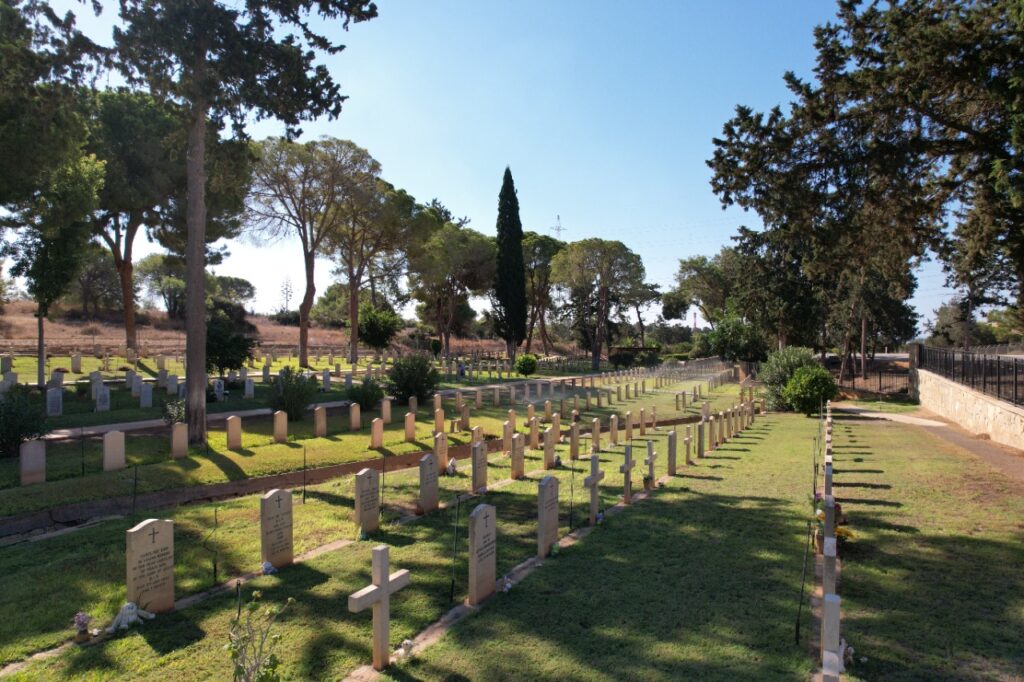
[471,441,488,493]
[350,403,361,431]
[502,420,513,455]
[261,489,294,568]
[171,422,187,459]
[667,430,677,476]
[529,416,539,450]
[347,545,411,671]
[433,408,444,435]
[625,411,634,441]
[409,396,418,413]
[468,504,497,606]
[645,441,657,482]
[510,433,525,479]
[584,453,605,526]
[370,418,384,448]
[471,425,483,444]
[460,404,471,431]
[381,398,391,424]
[639,408,646,436]
[103,430,126,471]
[166,374,178,396]
[46,387,63,417]
[140,382,153,408]
[19,440,45,485]
[404,412,416,442]
[620,445,636,504]
[433,432,449,470]
[96,385,111,412]
[537,476,560,558]
[126,518,175,613]
[609,414,619,446]
[273,411,288,443]
[543,426,556,469]
[569,422,580,460]
[418,453,439,514]
[591,418,601,453]
[354,468,381,534]
[226,415,242,450]
[213,379,224,402]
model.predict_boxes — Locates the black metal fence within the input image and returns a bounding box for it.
[920,346,1024,407]
[834,370,909,394]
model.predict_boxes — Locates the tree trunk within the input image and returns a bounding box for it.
[347,272,359,365]
[636,306,646,347]
[539,310,553,355]
[592,286,607,370]
[36,307,45,388]
[860,312,868,379]
[118,259,137,351]
[298,250,315,368]
[185,101,208,445]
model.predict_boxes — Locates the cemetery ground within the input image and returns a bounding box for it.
[2,387,1022,680]
[0,377,708,517]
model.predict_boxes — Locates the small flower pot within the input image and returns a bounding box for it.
[74,631,90,644]
[643,478,653,492]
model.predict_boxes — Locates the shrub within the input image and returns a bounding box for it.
[0,388,49,458]
[269,367,317,421]
[636,349,662,367]
[162,399,185,425]
[269,309,300,326]
[348,378,385,411]
[358,304,402,351]
[782,365,837,416]
[609,351,635,369]
[514,353,538,377]
[226,591,294,682]
[388,355,439,405]
[760,346,818,411]
[429,338,443,358]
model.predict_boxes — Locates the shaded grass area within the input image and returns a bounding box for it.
[3,418,713,677]
[828,419,1024,681]
[0,380,732,517]
[841,396,919,414]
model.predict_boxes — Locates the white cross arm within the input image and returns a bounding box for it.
[348,570,412,613]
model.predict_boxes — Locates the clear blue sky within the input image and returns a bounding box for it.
[45,1,956,328]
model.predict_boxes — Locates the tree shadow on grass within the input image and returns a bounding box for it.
[198,447,248,481]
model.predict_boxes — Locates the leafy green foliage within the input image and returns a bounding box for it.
[269,367,318,422]
[387,355,439,406]
[0,388,48,458]
[636,350,662,368]
[429,339,443,358]
[226,591,294,682]
[206,300,257,376]
[357,304,402,351]
[492,167,527,352]
[347,378,384,411]
[161,399,185,426]
[310,283,349,328]
[759,346,818,411]
[514,353,538,377]
[706,314,768,362]
[782,365,837,416]
[269,310,301,327]
[609,351,635,369]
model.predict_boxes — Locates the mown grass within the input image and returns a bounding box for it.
[0,415,702,675]
[843,397,919,414]
[0,379,724,517]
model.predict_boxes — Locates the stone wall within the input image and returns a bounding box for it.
[918,369,1024,449]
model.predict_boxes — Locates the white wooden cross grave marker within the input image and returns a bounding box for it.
[645,440,657,483]
[620,445,635,504]
[347,545,412,671]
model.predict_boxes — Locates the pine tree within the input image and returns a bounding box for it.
[493,167,527,359]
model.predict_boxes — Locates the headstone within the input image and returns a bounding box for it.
[272,410,287,443]
[471,441,488,493]
[347,545,411,672]
[537,476,560,558]
[467,504,497,606]
[610,414,619,446]
[404,412,416,442]
[409,396,418,413]
[823,536,837,595]
[591,418,601,454]
[620,445,636,504]
[433,408,444,435]
[125,519,175,613]
[625,411,634,441]
[354,468,381,534]
[370,418,384,448]
[543,426,556,469]
[140,382,154,409]
[697,418,706,457]
[46,387,63,417]
[225,415,243,450]
[569,422,580,460]
[639,408,646,436]
[171,422,187,459]
[502,420,513,455]
[166,374,178,396]
[350,403,361,431]
[418,453,439,514]
[510,433,525,479]
[103,430,126,471]
[322,369,331,391]
[471,425,483,444]
[71,354,82,373]
[91,383,112,412]
[529,416,539,449]
[667,430,677,475]
[381,398,391,424]
[434,432,449,470]
[261,489,294,568]
[584,453,605,526]
[460,404,470,431]
[19,440,45,485]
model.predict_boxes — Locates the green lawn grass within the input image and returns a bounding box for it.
[7,405,1021,679]
[842,397,920,414]
[0,379,724,517]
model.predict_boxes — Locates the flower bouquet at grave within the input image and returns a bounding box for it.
[642,474,654,491]
[72,612,92,643]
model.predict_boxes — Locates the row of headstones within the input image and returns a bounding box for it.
[820,401,843,682]
[348,392,761,670]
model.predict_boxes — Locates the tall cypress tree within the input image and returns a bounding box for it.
[493,167,527,358]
